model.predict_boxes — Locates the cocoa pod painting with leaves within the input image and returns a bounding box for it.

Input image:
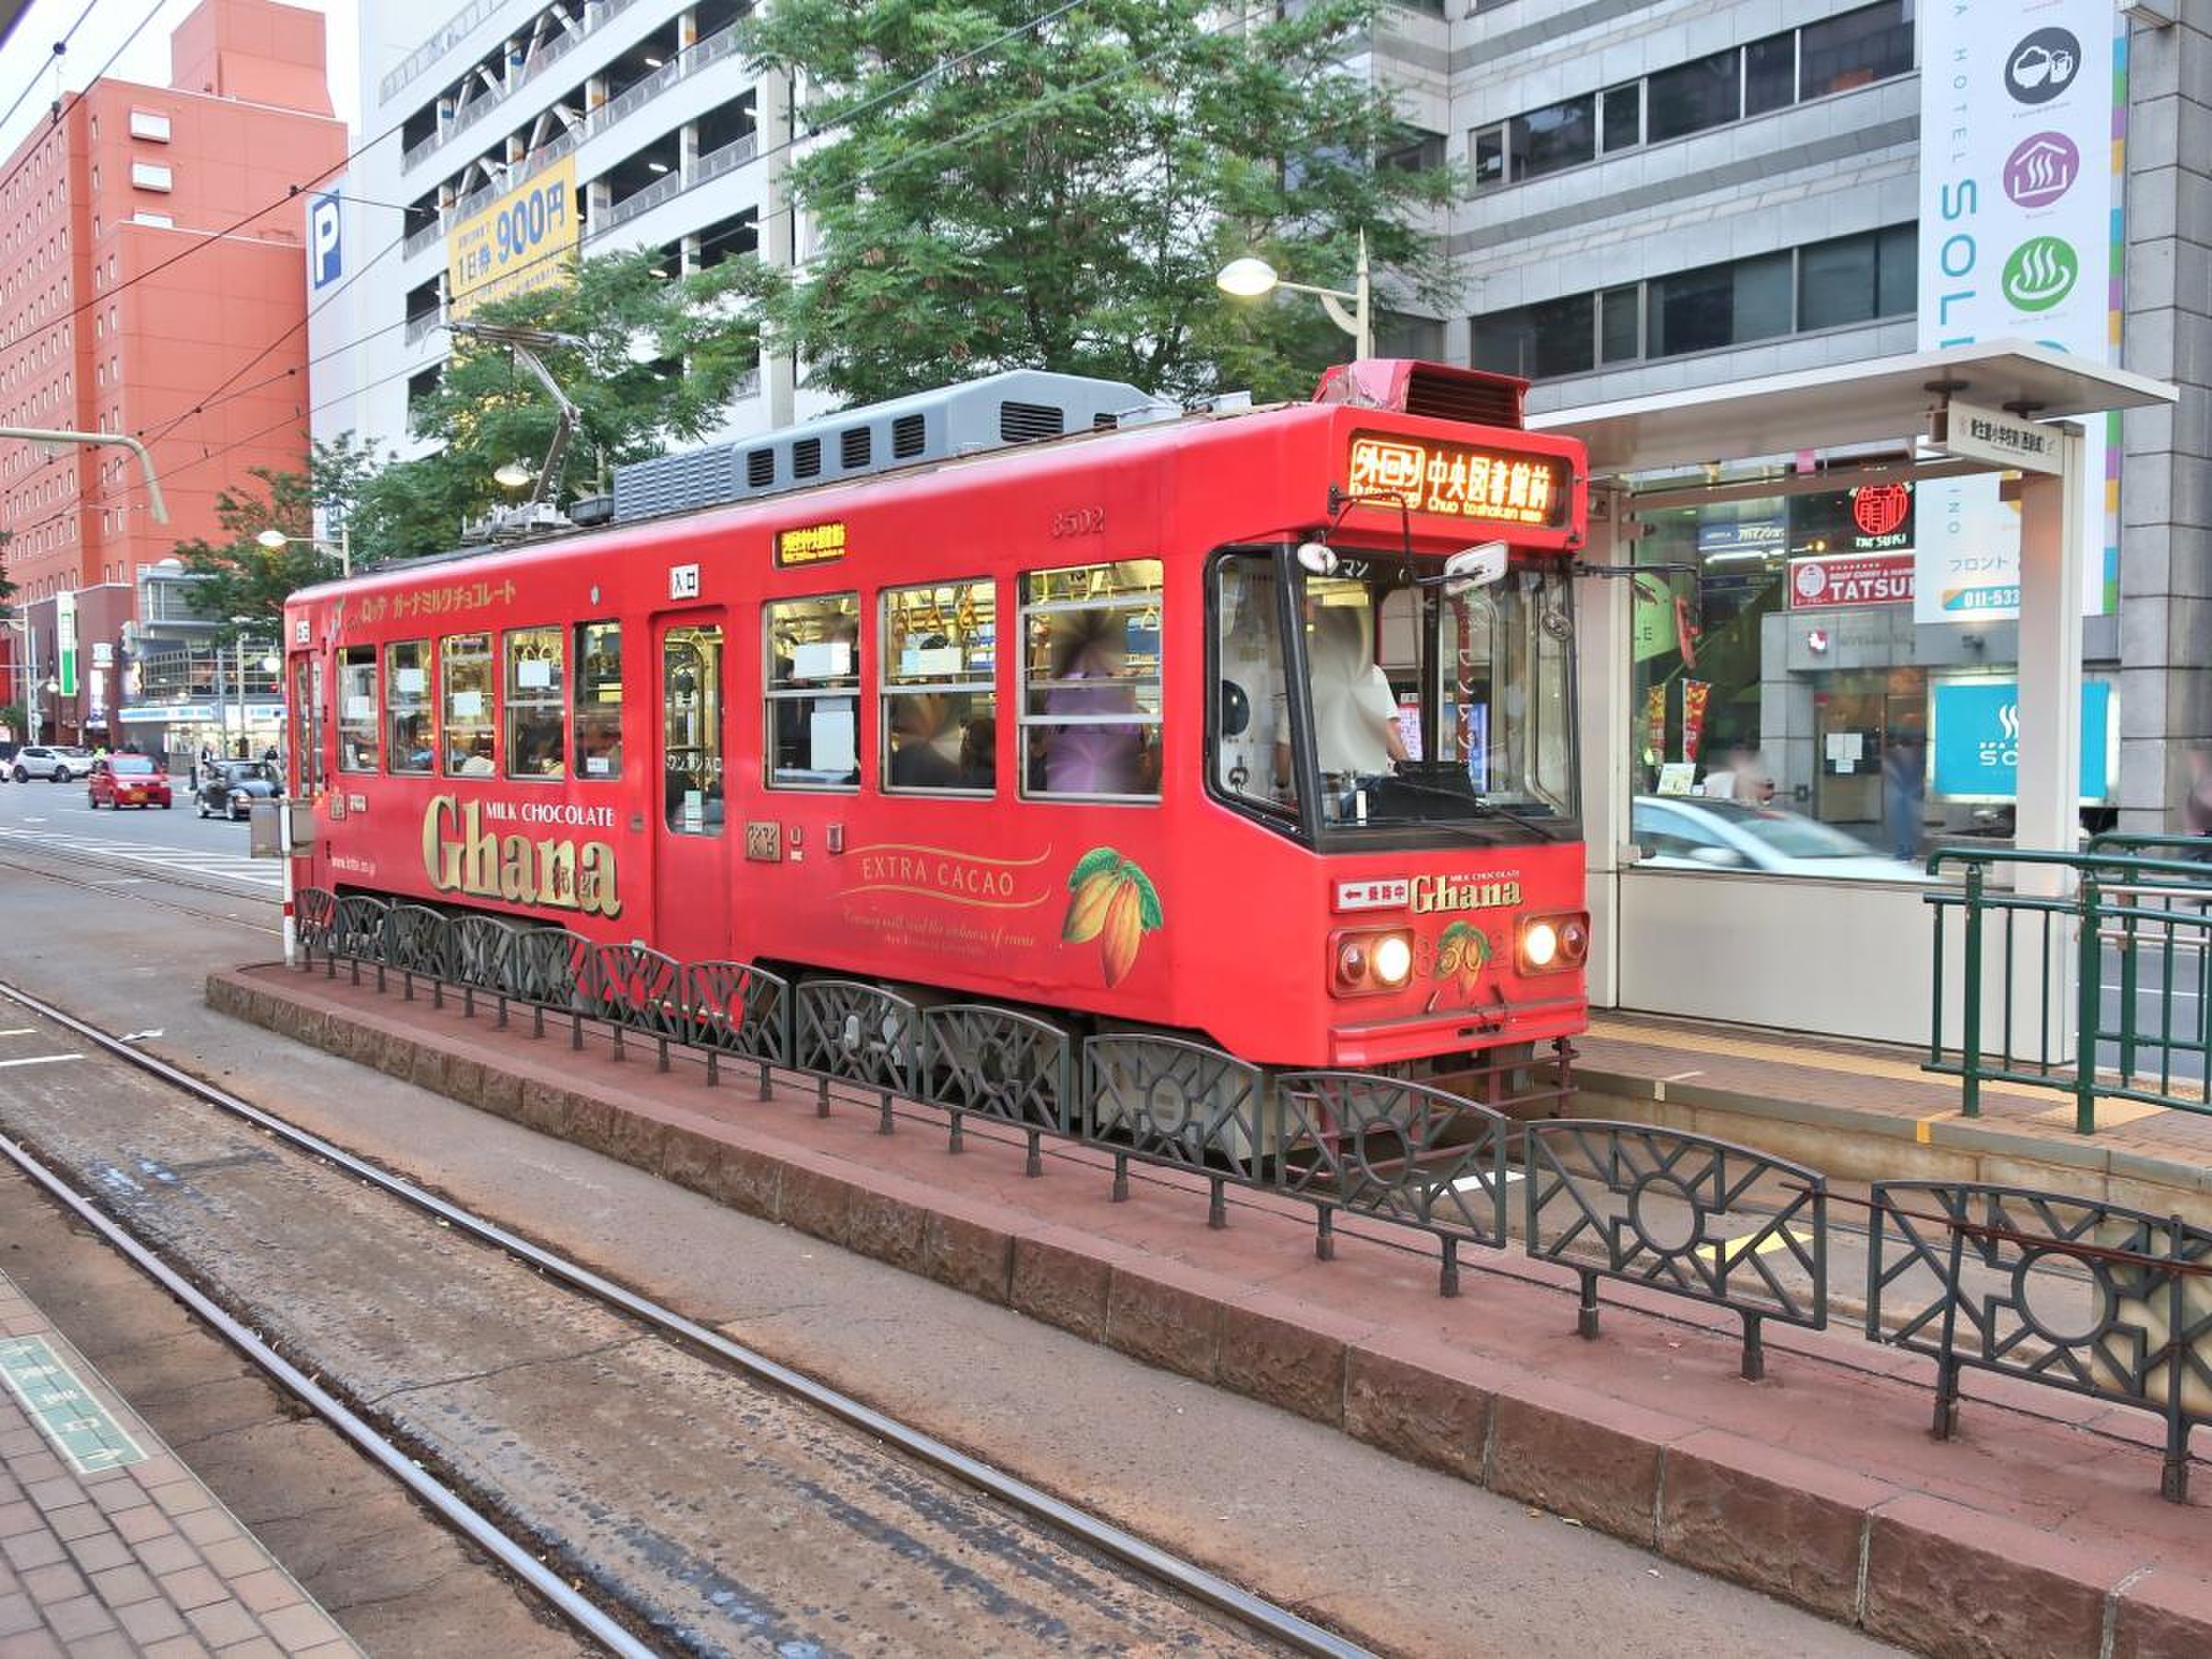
[1061,847,1163,987]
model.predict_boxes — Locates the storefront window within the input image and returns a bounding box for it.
[1624,472,2078,879]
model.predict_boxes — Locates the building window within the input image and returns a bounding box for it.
[765,594,860,789]
[1647,49,1741,143]
[1018,559,1162,801]
[1797,224,1918,331]
[572,620,622,778]
[1379,126,1446,171]
[1375,310,1445,359]
[503,625,564,778]
[129,161,172,193]
[1473,3,1912,190]
[440,631,494,775]
[880,581,995,794]
[128,110,171,142]
[1802,1,1915,99]
[1649,252,1793,356]
[132,212,172,229]
[1469,226,1916,381]
[385,641,431,774]
[1508,94,1595,182]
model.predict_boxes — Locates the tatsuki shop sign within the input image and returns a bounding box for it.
[1787,553,1914,610]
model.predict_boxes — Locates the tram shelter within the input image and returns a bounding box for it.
[1539,341,2177,1047]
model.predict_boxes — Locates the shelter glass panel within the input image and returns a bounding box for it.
[385,640,432,775]
[503,626,565,780]
[573,621,623,780]
[336,645,377,772]
[880,580,996,794]
[440,631,494,777]
[1019,559,1162,801]
[765,594,860,789]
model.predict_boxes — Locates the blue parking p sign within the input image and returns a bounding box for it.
[309,192,341,288]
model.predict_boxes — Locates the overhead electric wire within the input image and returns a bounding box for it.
[29,0,1293,547]
[0,0,100,140]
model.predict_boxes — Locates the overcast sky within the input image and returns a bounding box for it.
[0,0,362,163]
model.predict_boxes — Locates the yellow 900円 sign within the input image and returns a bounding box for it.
[446,158,578,319]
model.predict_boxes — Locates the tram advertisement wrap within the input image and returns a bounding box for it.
[1914,0,2121,621]
[835,843,1058,969]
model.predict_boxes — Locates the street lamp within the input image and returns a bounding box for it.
[1215,231,1373,359]
[229,615,255,759]
[256,524,350,579]
[492,459,535,490]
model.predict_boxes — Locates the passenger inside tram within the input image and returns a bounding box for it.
[1038,611,1150,795]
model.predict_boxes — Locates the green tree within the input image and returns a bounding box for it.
[353,249,759,560]
[739,0,1458,406]
[174,437,385,637]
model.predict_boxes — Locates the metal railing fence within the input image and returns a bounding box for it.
[288,887,2209,1499]
[1926,845,2212,1130]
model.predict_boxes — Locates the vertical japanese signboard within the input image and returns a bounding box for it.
[1915,2,2124,622]
[446,157,578,320]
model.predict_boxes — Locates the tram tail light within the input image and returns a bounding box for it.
[1331,928,1414,997]
[1519,912,1589,975]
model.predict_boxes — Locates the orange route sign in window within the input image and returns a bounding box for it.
[1347,432,1569,528]
[774,522,848,567]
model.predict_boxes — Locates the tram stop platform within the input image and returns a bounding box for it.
[211,961,2212,1659]
[0,1271,359,1658]
[1573,1013,2212,1229]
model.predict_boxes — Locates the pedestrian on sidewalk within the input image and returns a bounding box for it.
[1883,727,1926,864]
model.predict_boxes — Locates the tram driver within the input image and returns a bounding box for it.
[1273,600,1404,795]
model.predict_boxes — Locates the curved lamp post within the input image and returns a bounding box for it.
[1215,230,1372,359]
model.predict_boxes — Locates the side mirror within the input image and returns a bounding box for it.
[1442,542,1510,588]
[1687,845,1748,869]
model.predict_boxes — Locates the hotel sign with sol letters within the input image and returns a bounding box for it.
[1346,433,1569,527]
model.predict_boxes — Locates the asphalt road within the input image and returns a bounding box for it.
[0,827,1898,1655]
[0,767,280,900]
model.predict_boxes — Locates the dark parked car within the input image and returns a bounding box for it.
[195,759,281,820]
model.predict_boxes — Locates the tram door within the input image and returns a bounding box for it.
[653,612,731,962]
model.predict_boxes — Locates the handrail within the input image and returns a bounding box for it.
[1928,844,2212,882]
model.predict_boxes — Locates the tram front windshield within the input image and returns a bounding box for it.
[1213,548,1578,841]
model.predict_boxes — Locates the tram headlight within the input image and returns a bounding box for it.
[1330,928,1415,996]
[1518,912,1591,975]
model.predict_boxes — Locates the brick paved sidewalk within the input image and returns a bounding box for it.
[0,1273,358,1659]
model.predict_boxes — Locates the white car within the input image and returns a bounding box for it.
[1631,794,1930,880]
[10,745,94,783]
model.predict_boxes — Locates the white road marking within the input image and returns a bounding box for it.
[0,1053,81,1068]
[88,877,149,886]
[0,825,278,889]
[0,1029,34,1037]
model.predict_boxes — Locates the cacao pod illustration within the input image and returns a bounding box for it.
[1063,869,1119,942]
[1063,846,1164,987]
[1100,878,1145,986]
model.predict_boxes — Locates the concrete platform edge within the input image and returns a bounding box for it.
[208,966,2212,1657]
[1574,1067,2212,1225]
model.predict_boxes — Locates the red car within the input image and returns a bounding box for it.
[88,755,172,809]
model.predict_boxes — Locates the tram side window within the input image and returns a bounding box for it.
[1018,559,1163,801]
[573,621,622,779]
[385,640,432,775]
[503,626,565,779]
[764,593,861,790]
[441,631,495,777]
[663,623,724,835]
[880,581,994,794]
[336,646,378,772]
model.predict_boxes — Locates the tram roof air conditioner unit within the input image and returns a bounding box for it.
[610,370,1179,523]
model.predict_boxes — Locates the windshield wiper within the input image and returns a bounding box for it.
[1352,772,1564,842]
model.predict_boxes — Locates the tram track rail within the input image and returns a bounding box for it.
[0,975,1365,1659]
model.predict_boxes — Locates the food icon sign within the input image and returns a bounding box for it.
[1062,847,1164,987]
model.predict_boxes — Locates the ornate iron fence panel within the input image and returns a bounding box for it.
[1275,1070,1511,1247]
[380,904,451,978]
[922,1006,1072,1132]
[1081,1035,1266,1194]
[1866,1181,2212,1501]
[332,894,392,963]
[1524,1121,1827,1378]
[449,914,519,992]
[582,942,687,1041]
[793,980,919,1100]
[295,888,339,963]
[503,927,588,1008]
[682,960,791,1065]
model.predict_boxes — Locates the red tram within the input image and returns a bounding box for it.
[281,358,1591,1083]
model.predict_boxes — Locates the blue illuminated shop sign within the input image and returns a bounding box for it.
[1930,679,2112,803]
